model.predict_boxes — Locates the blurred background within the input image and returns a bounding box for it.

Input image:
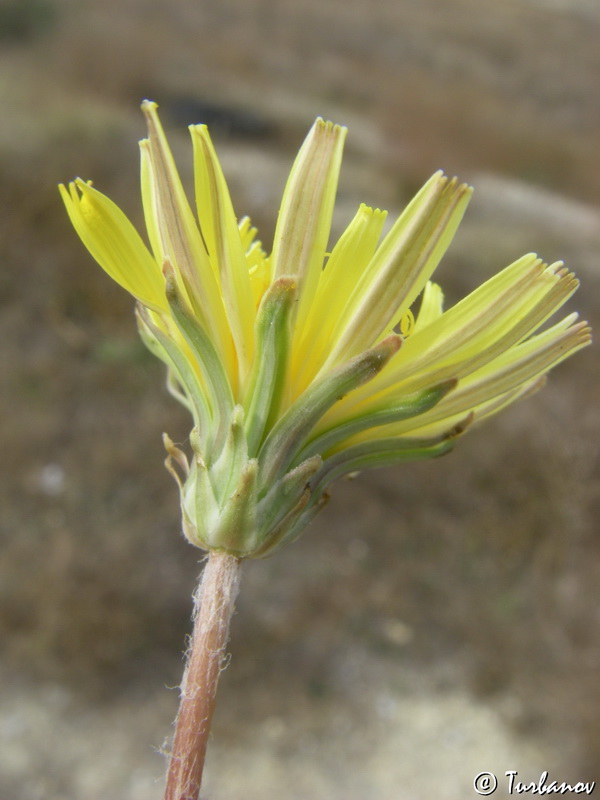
[1,0,599,797]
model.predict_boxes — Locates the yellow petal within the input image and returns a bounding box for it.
[59,180,167,311]
[316,172,472,373]
[369,256,575,395]
[140,139,166,267]
[333,323,578,445]
[431,317,590,416]
[238,218,270,308]
[238,217,257,251]
[248,251,272,310]
[320,254,579,427]
[291,203,388,394]
[190,124,255,375]
[397,262,579,393]
[413,281,444,332]
[271,118,347,326]
[379,315,591,438]
[141,101,235,380]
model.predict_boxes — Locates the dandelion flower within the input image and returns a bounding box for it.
[60,102,591,558]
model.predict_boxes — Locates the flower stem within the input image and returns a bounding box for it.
[165,550,242,800]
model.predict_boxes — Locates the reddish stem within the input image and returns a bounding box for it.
[164,550,242,800]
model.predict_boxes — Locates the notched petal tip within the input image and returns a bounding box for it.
[426,169,472,195]
[58,181,74,205]
[582,322,593,343]
[570,320,592,348]
[188,122,208,136]
[313,116,348,135]
[141,98,159,117]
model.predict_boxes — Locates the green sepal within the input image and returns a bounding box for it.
[296,379,457,462]
[309,415,472,501]
[210,405,248,505]
[250,489,312,558]
[182,448,220,549]
[312,439,454,499]
[136,305,211,439]
[163,431,204,548]
[181,425,259,554]
[256,455,323,535]
[256,491,331,557]
[258,333,402,488]
[164,261,234,460]
[210,459,260,554]
[165,367,194,414]
[244,278,297,456]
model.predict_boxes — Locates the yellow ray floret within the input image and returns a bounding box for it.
[190,124,255,375]
[141,101,236,384]
[59,179,167,312]
[271,118,347,333]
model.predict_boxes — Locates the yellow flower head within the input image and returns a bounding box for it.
[60,101,591,557]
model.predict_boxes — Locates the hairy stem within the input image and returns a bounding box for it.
[165,550,242,800]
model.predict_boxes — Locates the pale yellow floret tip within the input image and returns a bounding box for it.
[359,203,388,219]
[141,99,158,114]
[74,177,92,191]
[314,116,347,135]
